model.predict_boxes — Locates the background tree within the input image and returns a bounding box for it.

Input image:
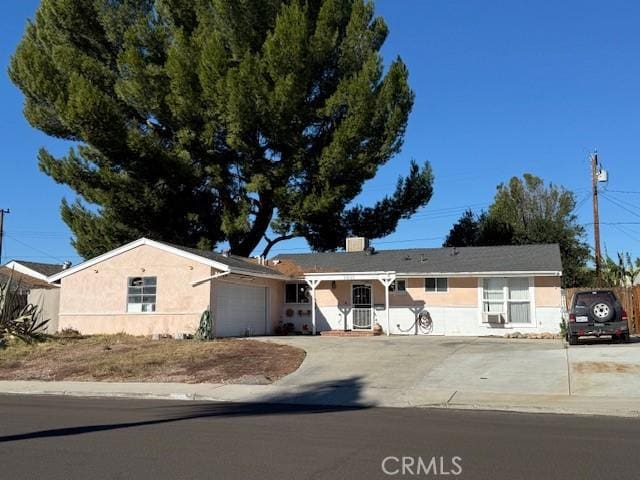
[10,0,433,259]
[444,174,590,287]
[443,210,513,247]
[601,251,640,287]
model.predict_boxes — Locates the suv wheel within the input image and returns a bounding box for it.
[568,335,579,345]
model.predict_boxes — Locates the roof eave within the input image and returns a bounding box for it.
[48,238,285,283]
[299,270,562,279]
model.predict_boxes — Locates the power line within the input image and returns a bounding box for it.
[268,235,446,254]
[373,236,444,245]
[600,192,640,219]
[0,254,83,259]
[3,233,69,263]
[600,191,640,212]
[574,191,591,212]
[603,189,640,195]
[610,224,640,244]
[583,222,640,226]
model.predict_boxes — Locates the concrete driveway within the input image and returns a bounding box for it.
[265,336,640,397]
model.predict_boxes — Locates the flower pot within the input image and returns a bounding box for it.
[373,323,383,336]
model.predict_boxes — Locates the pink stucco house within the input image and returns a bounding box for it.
[49,237,563,337]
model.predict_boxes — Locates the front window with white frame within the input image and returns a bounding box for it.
[483,278,505,314]
[482,277,531,323]
[285,282,310,304]
[388,279,406,293]
[127,276,157,313]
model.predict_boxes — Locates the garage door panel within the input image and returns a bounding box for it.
[214,283,267,337]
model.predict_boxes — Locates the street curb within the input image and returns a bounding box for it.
[2,384,640,418]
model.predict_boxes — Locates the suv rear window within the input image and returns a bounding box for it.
[573,291,618,314]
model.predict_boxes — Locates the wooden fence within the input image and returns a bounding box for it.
[564,287,639,334]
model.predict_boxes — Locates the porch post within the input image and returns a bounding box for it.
[385,280,390,336]
[379,274,396,337]
[306,279,320,335]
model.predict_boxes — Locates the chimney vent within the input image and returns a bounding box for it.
[345,237,369,252]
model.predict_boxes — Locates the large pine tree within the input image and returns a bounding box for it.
[10,0,433,258]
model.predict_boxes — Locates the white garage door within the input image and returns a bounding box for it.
[214,282,267,337]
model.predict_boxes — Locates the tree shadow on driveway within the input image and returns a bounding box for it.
[0,376,368,444]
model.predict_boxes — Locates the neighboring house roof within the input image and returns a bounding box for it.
[48,238,286,282]
[0,266,55,290]
[273,244,563,276]
[3,260,65,281]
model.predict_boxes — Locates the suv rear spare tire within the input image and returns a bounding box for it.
[589,300,615,322]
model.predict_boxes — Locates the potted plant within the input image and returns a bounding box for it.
[373,323,383,336]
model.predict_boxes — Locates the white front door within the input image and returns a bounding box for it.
[351,284,372,330]
[214,282,267,337]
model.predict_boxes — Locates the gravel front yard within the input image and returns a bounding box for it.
[0,334,305,384]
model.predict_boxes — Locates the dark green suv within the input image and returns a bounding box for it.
[567,290,630,345]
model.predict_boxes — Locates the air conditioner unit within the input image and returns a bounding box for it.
[483,313,505,324]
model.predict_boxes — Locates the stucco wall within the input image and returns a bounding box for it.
[534,276,562,307]
[305,276,478,309]
[58,244,212,335]
[303,275,561,335]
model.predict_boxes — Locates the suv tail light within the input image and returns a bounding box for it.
[569,313,576,323]
[622,309,628,322]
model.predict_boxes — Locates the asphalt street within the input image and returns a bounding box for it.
[1,394,639,480]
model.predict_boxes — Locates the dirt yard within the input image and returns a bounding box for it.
[0,334,305,384]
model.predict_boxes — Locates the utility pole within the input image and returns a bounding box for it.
[591,152,602,286]
[0,208,9,265]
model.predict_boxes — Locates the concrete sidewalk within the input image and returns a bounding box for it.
[2,379,640,418]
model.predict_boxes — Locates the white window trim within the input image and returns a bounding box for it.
[389,279,407,295]
[425,277,448,293]
[284,281,311,305]
[478,277,536,327]
[126,276,157,314]
[506,277,534,327]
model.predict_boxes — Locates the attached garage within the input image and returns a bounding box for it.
[213,281,268,337]
[50,238,286,337]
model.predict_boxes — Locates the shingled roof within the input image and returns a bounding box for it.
[0,266,55,290]
[5,260,64,277]
[154,240,283,277]
[273,244,562,275]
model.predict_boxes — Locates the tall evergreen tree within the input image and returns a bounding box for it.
[10,0,433,258]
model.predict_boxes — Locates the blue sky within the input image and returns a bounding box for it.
[1,0,639,265]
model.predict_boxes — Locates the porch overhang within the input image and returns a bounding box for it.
[302,271,397,336]
[302,271,397,282]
